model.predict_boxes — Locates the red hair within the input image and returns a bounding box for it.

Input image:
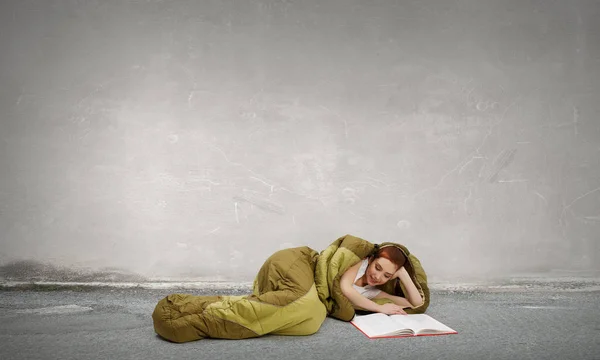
[373,246,406,270]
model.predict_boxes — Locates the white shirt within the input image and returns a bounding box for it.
[352,259,382,299]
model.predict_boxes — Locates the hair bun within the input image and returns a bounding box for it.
[371,244,380,256]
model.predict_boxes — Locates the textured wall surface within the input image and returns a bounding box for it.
[1,0,599,281]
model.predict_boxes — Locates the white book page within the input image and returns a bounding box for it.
[389,314,456,334]
[352,313,408,337]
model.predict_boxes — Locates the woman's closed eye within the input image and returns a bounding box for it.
[376,265,392,278]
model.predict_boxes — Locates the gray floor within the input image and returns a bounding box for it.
[0,286,599,360]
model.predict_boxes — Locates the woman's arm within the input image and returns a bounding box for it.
[373,267,422,308]
[339,261,404,314]
[372,290,413,308]
[395,266,423,307]
[340,262,382,313]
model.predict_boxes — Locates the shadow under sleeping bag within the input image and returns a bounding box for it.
[152,234,430,342]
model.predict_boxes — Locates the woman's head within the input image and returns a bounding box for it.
[364,246,407,287]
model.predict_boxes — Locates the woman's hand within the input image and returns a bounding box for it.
[378,303,406,315]
[393,266,407,279]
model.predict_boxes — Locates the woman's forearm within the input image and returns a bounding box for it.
[376,292,413,308]
[397,268,423,307]
[341,286,381,313]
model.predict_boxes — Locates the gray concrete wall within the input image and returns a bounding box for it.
[1,0,599,282]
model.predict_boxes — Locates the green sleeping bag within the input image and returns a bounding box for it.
[152,234,430,342]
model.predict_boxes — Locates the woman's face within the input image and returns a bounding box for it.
[365,257,398,286]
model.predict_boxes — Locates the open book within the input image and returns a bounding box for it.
[351,313,457,339]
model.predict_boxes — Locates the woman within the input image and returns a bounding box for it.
[340,245,423,315]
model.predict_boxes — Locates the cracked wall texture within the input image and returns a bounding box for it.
[0,0,599,281]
